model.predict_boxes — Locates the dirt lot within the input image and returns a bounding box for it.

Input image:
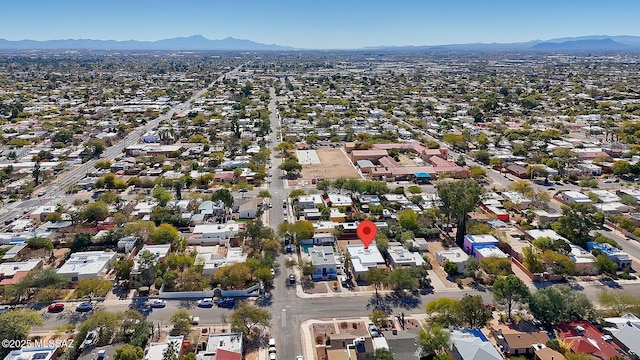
[296,148,360,183]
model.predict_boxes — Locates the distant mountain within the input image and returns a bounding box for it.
[367,35,640,52]
[532,38,630,51]
[0,35,294,51]
[1,34,640,51]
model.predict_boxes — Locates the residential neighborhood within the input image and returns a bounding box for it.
[0,47,640,360]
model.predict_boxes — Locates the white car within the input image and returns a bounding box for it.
[84,330,98,346]
[149,299,166,308]
[197,298,214,308]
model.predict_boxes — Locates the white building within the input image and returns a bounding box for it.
[435,247,469,273]
[189,222,240,246]
[309,246,338,281]
[4,346,58,360]
[346,244,386,280]
[197,333,243,360]
[57,251,117,281]
[132,244,171,273]
[387,245,425,268]
[146,335,183,360]
[561,191,591,204]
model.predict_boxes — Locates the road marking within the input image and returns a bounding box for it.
[281,308,287,327]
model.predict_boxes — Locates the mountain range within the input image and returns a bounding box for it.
[1,34,640,51]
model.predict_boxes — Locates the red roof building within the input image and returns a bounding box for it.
[556,321,629,360]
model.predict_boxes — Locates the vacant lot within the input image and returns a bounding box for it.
[297,148,361,182]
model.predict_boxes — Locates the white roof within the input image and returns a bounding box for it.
[4,346,58,360]
[204,333,243,354]
[146,336,183,360]
[0,259,41,276]
[465,234,499,244]
[437,247,469,263]
[590,190,621,203]
[527,229,567,241]
[57,251,116,277]
[476,246,508,258]
[347,244,385,272]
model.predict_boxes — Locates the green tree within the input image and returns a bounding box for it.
[612,160,632,176]
[425,298,460,327]
[150,223,180,245]
[443,261,458,276]
[552,203,604,247]
[375,348,394,360]
[529,285,593,325]
[385,268,418,293]
[82,201,109,222]
[113,259,134,282]
[417,323,450,357]
[397,208,419,231]
[73,279,113,298]
[596,289,640,316]
[0,310,44,345]
[85,138,106,158]
[279,157,302,175]
[492,275,530,321]
[366,268,388,295]
[152,186,172,207]
[114,344,144,360]
[457,294,492,328]
[211,189,234,208]
[137,250,157,287]
[595,254,618,276]
[170,309,192,337]
[230,302,272,337]
[71,232,92,252]
[436,179,484,246]
[463,257,480,279]
[369,309,390,328]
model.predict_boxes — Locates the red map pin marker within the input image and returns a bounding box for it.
[357,220,377,250]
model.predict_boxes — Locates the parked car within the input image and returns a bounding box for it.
[189,316,200,325]
[296,356,304,360]
[149,299,166,308]
[84,330,98,346]
[368,324,380,337]
[269,353,277,360]
[76,302,93,312]
[217,298,235,308]
[48,303,65,313]
[289,274,296,285]
[268,338,276,354]
[198,298,214,308]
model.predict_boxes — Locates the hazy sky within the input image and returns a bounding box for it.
[1,0,639,49]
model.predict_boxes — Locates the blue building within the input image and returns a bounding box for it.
[586,242,632,270]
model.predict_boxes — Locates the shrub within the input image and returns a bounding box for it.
[315,336,324,344]
[340,321,348,329]
[352,322,358,329]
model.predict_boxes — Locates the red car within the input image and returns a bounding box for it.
[48,303,64,313]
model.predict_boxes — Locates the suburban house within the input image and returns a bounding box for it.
[196,333,243,360]
[237,198,257,219]
[346,243,386,281]
[131,244,171,280]
[189,222,240,246]
[607,323,640,359]
[463,234,500,257]
[145,335,184,360]
[57,251,117,281]
[555,321,628,360]
[561,191,591,204]
[449,329,502,360]
[0,259,42,286]
[586,242,632,270]
[387,245,426,268]
[309,246,338,281]
[492,326,549,357]
[436,247,469,274]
